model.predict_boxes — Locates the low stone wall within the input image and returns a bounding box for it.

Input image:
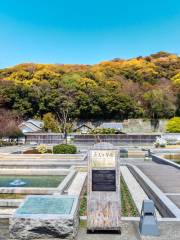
[0,153,87,169]
[0,169,69,176]
[0,153,86,161]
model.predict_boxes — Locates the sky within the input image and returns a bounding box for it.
[0,0,180,68]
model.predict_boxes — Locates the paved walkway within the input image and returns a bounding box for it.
[1,220,180,240]
[77,221,180,240]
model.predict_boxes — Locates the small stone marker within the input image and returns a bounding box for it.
[87,142,121,232]
[139,199,160,236]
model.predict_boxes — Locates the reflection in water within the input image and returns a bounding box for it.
[164,154,180,161]
[9,179,26,187]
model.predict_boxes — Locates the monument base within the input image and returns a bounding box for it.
[87,229,121,234]
[9,195,79,240]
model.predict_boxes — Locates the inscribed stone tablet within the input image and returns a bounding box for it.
[92,170,116,191]
[16,196,74,215]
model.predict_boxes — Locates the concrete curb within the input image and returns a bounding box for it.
[151,154,180,170]
[0,199,22,207]
[54,169,77,194]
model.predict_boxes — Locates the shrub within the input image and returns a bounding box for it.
[154,137,167,148]
[89,128,116,134]
[0,140,15,147]
[37,144,48,154]
[53,144,77,154]
[166,117,180,133]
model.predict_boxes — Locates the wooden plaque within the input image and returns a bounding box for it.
[87,142,121,232]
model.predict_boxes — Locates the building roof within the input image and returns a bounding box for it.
[73,124,92,132]
[100,122,123,130]
[26,119,43,128]
[19,119,43,133]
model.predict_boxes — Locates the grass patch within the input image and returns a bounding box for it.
[121,176,139,217]
[0,194,26,199]
[79,177,139,217]
[79,192,87,216]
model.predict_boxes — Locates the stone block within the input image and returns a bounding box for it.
[9,195,79,240]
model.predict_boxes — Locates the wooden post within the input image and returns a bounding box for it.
[87,142,121,232]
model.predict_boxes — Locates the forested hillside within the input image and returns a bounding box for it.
[0,51,179,122]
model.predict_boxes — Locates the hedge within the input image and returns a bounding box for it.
[53,144,77,154]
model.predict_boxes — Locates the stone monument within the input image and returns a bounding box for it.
[10,195,79,240]
[87,142,121,232]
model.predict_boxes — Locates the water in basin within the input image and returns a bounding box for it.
[9,179,26,186]
[0,175,65,188]
[16,196,74,215]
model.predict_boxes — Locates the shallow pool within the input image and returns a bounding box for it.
[0,175,65,188]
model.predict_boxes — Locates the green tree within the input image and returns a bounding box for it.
[43,113,60,133]
[102,93,143,119]
[166,117,180,133]
[143,89,175,119]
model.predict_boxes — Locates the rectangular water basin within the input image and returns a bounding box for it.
[0,175,64,188]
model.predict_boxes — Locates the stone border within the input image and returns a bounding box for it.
[127,164,180,218]
[55,169,77,194]
[0,168,69,176]
[0,187,56,194]
[0,199,22,207]
[0,153,87,161]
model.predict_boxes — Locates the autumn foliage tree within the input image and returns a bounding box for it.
[0,51,179,123]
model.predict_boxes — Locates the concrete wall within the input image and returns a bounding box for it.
[73,134,160,145]
[25,133,64,144]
